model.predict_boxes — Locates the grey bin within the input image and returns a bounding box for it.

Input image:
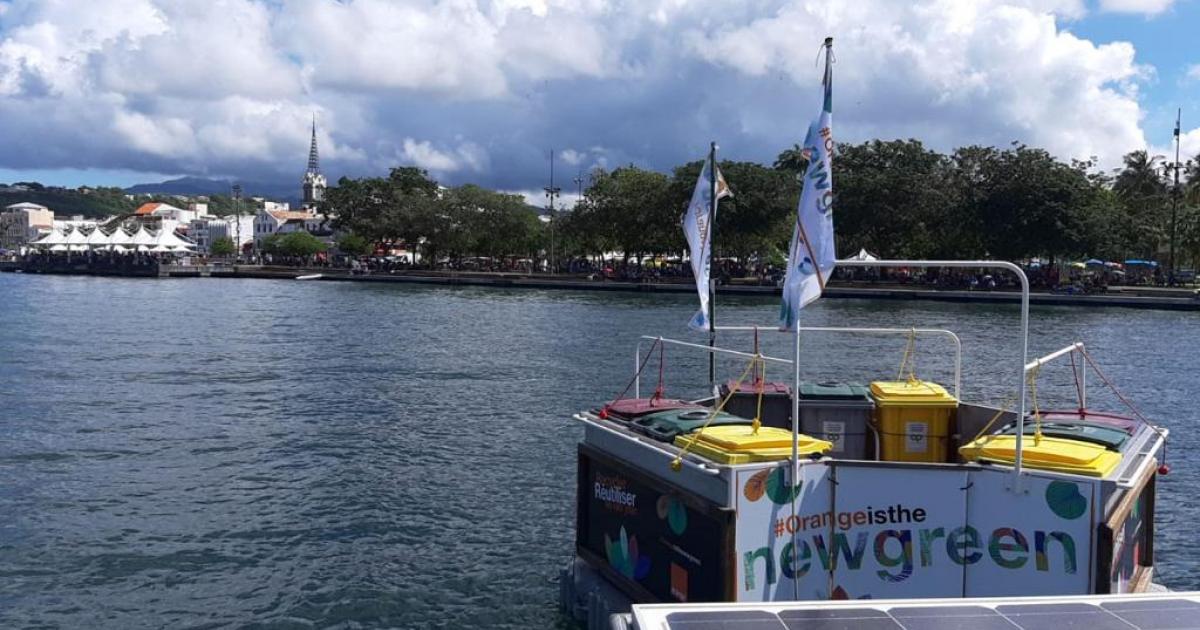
[799,382,874,459]
[719,380,794,429]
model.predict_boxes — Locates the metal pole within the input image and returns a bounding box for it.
[1170,108,1181,284]
[708,141,718,395]
[838,259,1030,491]
[544,149,560,275]
[791,319,801,601]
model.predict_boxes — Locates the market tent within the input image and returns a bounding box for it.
[85,228,111,248]
[1069,262,1087,269]
[1084,258,1105,267]
[843,248,878,262]
[154,229,197,251]
[32,230,68,247]
[64,228,89,247]
[130,227,157,247]
[1125,259,1158,267]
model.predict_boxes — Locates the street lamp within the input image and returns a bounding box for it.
[544,149,560,275]
[232,183,242,263]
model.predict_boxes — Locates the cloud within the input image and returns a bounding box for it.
[0,0,1166,192]
[1186,64,1200,82]
[400,138,489,175]
[1097,0,1177,15]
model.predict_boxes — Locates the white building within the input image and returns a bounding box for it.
[189,216,255,254]
[0,202,54,249]
[134,202,199,224]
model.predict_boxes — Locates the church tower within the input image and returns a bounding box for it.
[301,116,327,212]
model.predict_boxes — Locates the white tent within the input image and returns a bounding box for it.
[109,229,136,247]
[111,244,131,253]
[131,227,157,247]
[150,244,173,253]
[64,228,89,247]
[844,248,879,262]
[155,229,197,251]
[85,228,112,248]
[32,230,68,247]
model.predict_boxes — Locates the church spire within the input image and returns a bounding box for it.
[302,114,328,210]
[307,113,321,175]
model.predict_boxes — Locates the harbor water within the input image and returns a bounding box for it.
[1,273,1198,628]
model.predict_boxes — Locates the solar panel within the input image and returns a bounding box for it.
[778,607,901,630]
[664,610,786,630]
[1101,599,1200,630]
[648,593,1200,630]
[996,603,1133,630]
[889,605,1017,630]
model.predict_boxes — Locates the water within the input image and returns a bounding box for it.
[0,273,1197,628]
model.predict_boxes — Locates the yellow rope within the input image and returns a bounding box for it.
[1028,363,1043,445]
[752,356,765,435]
[970,393,1018,446]
[672,355,760,471]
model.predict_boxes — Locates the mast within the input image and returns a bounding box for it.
[708,141,718,394]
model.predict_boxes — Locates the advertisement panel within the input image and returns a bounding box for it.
[577,446,732,603]
[734,460,830,600]
[1108,473,1155,594]
[827,465,969,599]
[965,469,1098,596]
[735,463,832,601]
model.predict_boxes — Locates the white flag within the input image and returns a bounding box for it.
[682,154,732,330]
[779,45,836,331]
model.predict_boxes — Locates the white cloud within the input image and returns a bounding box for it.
[400,138,489,175]
[1098,0,1177,15]
[0,0,1171,189]
[1185,64,1200,82]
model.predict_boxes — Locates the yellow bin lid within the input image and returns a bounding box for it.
[958,435,1121,478]
[870,380,958,407]
[679,425,832,454]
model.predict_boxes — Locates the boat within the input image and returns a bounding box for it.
[559,36,1168,629]
[559,260,1170,629]
[295,273,323,280]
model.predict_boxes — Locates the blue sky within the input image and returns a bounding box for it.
[1067,0,1199,155]
[0,0,1196,197]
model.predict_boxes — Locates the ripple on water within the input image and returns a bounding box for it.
[1,276,1198,628]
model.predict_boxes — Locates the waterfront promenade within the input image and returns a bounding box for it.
[4,259,1198,311]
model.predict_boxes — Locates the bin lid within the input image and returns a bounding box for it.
[958,435,1121,478]
[1000,421,1129,451]
[682,425,831,454]
[870,380,958,406]
[722,379,791,395]
[799,381,871,402]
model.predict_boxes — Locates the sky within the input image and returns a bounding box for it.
[0,0,1197,200]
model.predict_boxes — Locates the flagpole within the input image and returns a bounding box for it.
[792,37,831,601]
[708,140,718,396]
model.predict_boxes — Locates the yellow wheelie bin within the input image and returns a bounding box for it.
[870,379,958,463]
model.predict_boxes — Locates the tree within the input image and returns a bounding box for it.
[264,232,327,257]
[336,233,373,256]
[210,237,236,257]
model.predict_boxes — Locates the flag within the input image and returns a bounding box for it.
[779,40,836,331]
[682,153,732,330]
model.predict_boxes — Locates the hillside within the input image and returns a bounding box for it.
[126,176,300,204]
[0,186,134,219]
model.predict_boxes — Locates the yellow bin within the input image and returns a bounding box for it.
[674,426,832,465]
[870,380,958,463]
[958,435,1121,478]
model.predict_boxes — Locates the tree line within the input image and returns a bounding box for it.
[323,140,1200,271]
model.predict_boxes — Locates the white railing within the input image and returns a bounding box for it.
[624,260,1032,490]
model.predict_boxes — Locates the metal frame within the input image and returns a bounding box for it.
[1025,342,1086,409]
[630,259,1032,491]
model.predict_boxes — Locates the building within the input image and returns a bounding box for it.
[0,202,54,249]
[189,216,255,254]
[134,202,200,224]
[301,117,327,210]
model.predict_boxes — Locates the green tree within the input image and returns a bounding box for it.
[336,232,373,256]
[264,232,327,257]
[210,237,236,257]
